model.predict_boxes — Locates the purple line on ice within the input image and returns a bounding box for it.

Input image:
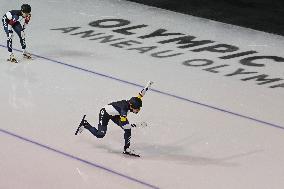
[0,128,160,189]
[0,44,283,130]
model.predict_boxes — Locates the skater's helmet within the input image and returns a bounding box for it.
[21,4,31,14]
[128,97,142,109]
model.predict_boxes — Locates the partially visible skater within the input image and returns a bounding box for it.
[2,4,32,63]
[75,81,154,157]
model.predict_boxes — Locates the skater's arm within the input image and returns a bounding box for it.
[24,13,31,24]
[118,107,130,127]
[22,14,31,31]
[119,116,128,126]
[7,14,19,26]
[8,19,17,25]
[138,81,154,98]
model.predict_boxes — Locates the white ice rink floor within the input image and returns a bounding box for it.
[1,0,284,188]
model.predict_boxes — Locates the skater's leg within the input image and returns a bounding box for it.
[2,17,13,54]
[85,108,109,138]
[13,22,26,50]
[111,116,132,150]
[122,128,139,156]
[123,129,131,150]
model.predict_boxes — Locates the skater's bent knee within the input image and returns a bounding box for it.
[96,133,106,138]
[96,135,105,138]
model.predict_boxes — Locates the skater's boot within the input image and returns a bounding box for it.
[75,115,90,135]
[75,120,89,135]
[8,53,18,63]
[123,147,140,157]
[23,50,32,59]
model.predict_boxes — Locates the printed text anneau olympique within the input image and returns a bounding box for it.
[51,18,284,90]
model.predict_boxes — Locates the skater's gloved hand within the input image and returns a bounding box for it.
[133,122,148,128]
[139,81,154,97]
[146,81,154,88]
[8,18,16,26]
[25,14,31,24]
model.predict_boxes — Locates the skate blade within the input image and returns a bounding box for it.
[75,125,84,135]
[23,55,32,59]
[7,59,18,63]
[123,151,140,157]
[75,115,86,135]
[23,55,34,61]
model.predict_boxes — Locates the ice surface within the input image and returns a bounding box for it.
[1,0,284,189]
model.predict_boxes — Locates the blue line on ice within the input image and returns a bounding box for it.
[1,44,283,131]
